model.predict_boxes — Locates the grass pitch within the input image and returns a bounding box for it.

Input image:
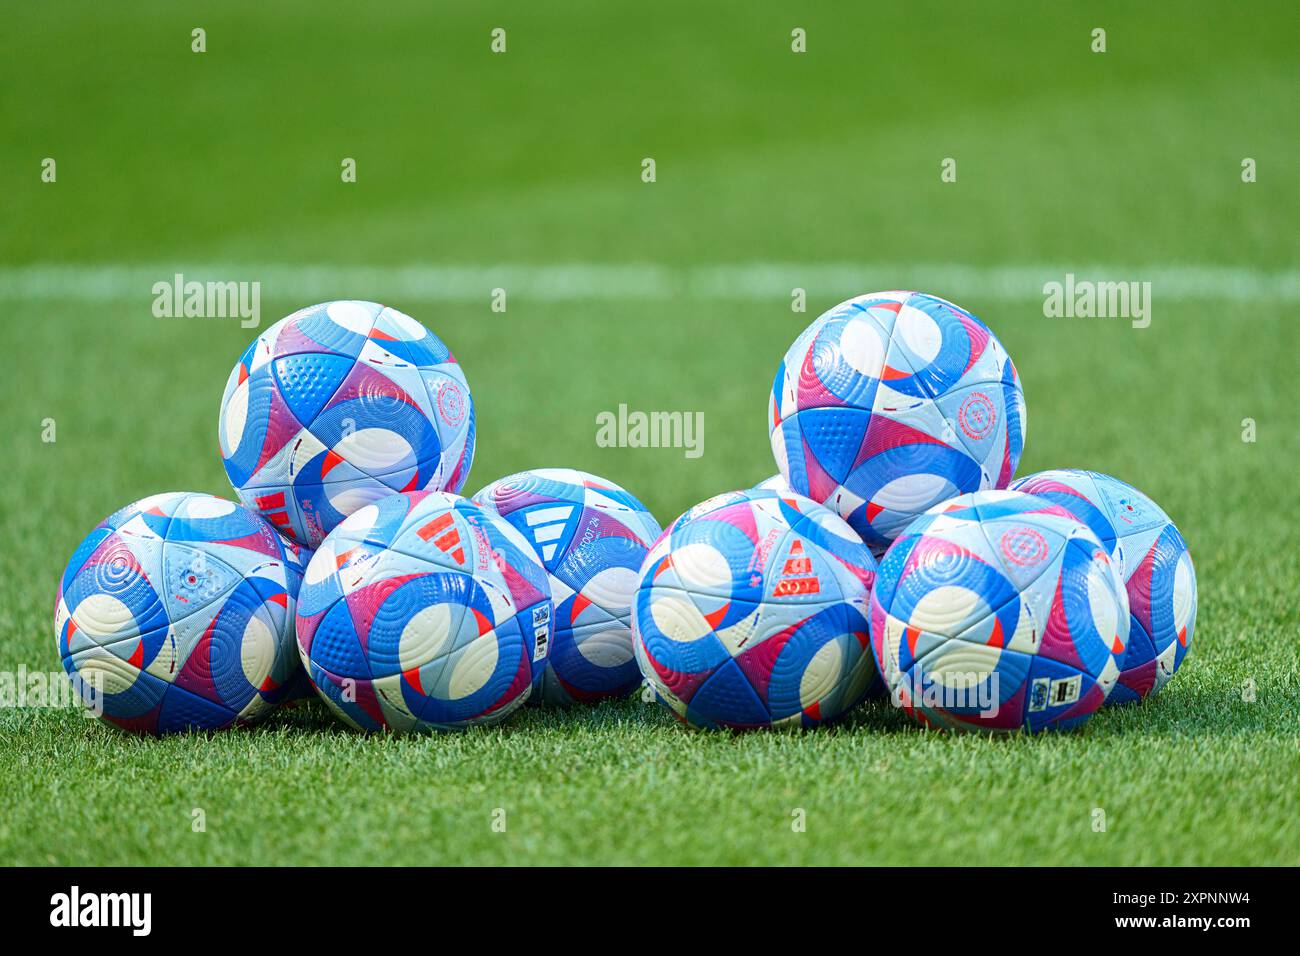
[1,1,1296,866]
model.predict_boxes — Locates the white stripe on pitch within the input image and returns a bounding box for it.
[0,262,1296,302]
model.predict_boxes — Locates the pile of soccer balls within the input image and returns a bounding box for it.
[54,293,1196,736]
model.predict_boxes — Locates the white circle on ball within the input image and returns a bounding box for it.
[76,651,139,695]
[72,594,136,640]
[336,503,380,539]
[1173,553,1195,632]
[381,307,427,340]
[579,566,639,613]
[326,300,375,335]
[799,638,844,708]
[873,473,954,514]
[839,318,886,377]
[182,496,237,519]
[131,492,185,515]
[648,591,713,643]
[896,304,943,365]
[339,428,414,473]
[1086,561,1121,645]
[399,603,454,672]
[327,482,398,518]
[669,543,732,590]
[240,613,277,687]
[769,428,789,479]
[927,639,1002,687]
[304,543,337,586]
[222,378,249,455]
[909,585,986,636]
[575,624,635,668]
[447,633,500,699]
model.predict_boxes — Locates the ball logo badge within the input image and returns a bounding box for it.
[1114,497,1141,527]
[957,391,996,441]
[438,380,466,427]
[999,526,1049,566]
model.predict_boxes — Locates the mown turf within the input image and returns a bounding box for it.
[1,1,1296,866]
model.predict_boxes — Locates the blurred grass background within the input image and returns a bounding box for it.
[0,0,1296,865]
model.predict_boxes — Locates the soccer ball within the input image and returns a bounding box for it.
[218,300,475,549]
[769,291,1026,551]
[53,492,305,734]
[869,490,1127,732]
[472,469,661,705]
[1010,470,1196,703]
[632,487,879,730]
[295,491,552,731]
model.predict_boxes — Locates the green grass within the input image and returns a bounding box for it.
[1,0,1297,865]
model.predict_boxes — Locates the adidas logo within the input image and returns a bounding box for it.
[772,539,820,597]
[523,505,574,562]
[416,511,465,564]
[254,491,293,533]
